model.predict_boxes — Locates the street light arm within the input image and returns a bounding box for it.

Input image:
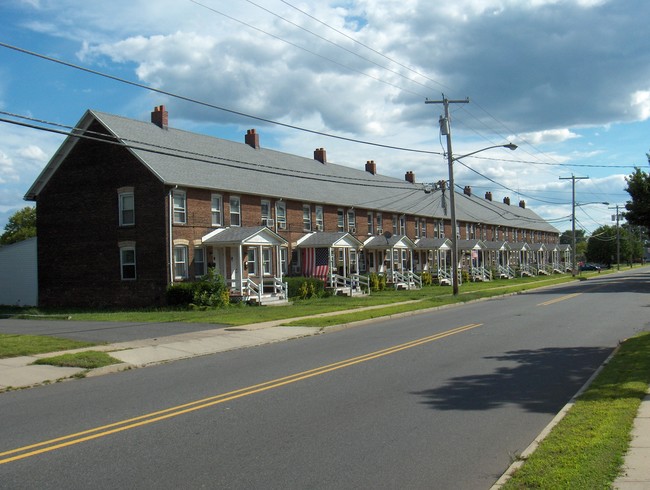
[452,143,517,162]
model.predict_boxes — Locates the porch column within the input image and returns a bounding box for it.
[237,245,243,294]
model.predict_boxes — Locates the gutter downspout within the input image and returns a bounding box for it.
[168,187,175,284]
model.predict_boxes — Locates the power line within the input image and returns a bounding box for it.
[0,42,442,157]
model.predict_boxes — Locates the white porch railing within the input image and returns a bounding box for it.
[470,266,492,282]
[392,270,422,289]
[231,276,288,304]
[498,265,515,279]
[350,273,370,294]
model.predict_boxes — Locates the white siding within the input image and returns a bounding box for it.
[0,237,38,306]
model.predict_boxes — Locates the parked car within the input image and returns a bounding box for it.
[579,263,601,271]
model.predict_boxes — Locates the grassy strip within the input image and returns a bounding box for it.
[501,332,650,489]
[283,276,577,327]
[32,351,121,369]
[0,334,96,358]
[2,273,583,326]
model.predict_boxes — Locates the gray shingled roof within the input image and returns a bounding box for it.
[30,109,558,234]
[296,232,362,248]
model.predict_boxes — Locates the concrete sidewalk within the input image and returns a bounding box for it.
[1,307,649,488]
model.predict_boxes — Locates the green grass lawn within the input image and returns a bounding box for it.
[0,334,97,358]
[501,331,650,489]
[32,351,121,369]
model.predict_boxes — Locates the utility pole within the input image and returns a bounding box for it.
[609,204,621,270]
[426,95,469,295]
[559,174,589,276]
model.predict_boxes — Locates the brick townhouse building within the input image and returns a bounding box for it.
[25,106,559,307]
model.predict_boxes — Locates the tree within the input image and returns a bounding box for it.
[0,206,36,245]
[559,229,586,245]
[624,158,650,229]
[586,225,617,265]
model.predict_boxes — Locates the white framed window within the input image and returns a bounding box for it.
[315,206,324,231]
[247,248,257,276]
[399,215,405,235]
[276,201,287,230]
[376,213,383,234]
[415,218,420,238]
[367,212,373,235]
[337,209,345,231]
[120,245,136,280]
[347,209,356,233]
[230,196,241,226]
[118,190,135,226]
[280,247,288,275]
[194,247,206,277]
[392,214,398,235]
[173,190,186,224]
[211,194,223,226]
[174,245,189,279]
[262,247,272,275]
[261,199,272,227]
[303,204,311,231]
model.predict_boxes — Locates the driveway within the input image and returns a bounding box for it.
[0,318,228,344]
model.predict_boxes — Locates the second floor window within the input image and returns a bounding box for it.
[315,206,324,231]
[118,191,134,226]
[173,190,186,224]
[303,204,311,231]
[211,194,222,226]
[415,218,420,238]
[420,218,426,238]
[376,213,383,234]
[337,209,344,231]
[276,201,286,230]
[392,215,398,235]
[261,200,272,227]
[367,212,373,235]
[230,196,241,226]
[399,215,405,235]
[347,209,356,233]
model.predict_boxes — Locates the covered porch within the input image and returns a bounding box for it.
[458,239,491,281]
[415,237,452,285]
[483,240,513,278]
[202,226,289,305]
[296,231,367,295]
[509,242,534,276]
[364,234,420,289]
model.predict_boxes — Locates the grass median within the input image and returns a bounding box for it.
[500,331,650,489]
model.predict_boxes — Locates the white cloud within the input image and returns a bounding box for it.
[630,90,650,121]
[513,129,580,145]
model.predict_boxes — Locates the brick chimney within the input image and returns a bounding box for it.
[405,171,415,183]
[503,197,511,205]
[151,105,168,129]
[519,200,526,209]
[314,148,327,163]
[245,129,260,149]
[485,191,493,201]
[464,185,472,196]
[365,160,377,175]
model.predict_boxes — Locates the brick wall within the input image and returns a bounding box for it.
[37,122,169,307]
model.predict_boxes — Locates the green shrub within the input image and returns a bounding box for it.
[285,277,326,299]
[420,271,433,286]
[166,268,229,308]
[461,269,470,284]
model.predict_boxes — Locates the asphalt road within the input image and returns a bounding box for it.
[1,268,649,489]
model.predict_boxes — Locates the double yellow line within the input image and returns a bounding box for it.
[0,322,482,465]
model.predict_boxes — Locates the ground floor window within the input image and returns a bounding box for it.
[120,246,136,280]
[194,247,206,277]
[174,245,189,279]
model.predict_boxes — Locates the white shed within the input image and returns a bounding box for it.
[0,237,38,306]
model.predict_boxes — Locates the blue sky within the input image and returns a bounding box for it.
[1,0,649,236]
